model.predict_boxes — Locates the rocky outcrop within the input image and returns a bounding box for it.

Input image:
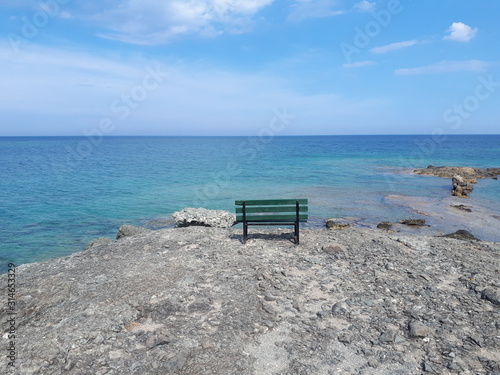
[413,166,499,198]
[441,229,480,241]
[172,207,236,228]
[3,226,499,375]
[414,165,500,179]
[116,224,153,240]
[452,175,476,197]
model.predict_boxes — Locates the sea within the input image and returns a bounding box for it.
[1,135,500,269]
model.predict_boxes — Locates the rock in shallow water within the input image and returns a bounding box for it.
[452,174,475,198]
[326,219,351,230]
[400,219,428,227]
[377,221,394,230]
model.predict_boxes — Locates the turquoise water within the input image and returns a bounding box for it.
[1,135,499,267]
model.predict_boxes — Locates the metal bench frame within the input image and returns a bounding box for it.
[235,199,308,244]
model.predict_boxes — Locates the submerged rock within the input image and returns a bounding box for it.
[173,207,236,228]
[400,219,428,227]
[451,204,472,212]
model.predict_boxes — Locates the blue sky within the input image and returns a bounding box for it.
[1,0,499,136]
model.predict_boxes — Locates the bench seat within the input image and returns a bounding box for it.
[235,199,308,244]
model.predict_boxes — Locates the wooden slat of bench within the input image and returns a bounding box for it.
[236,214,308,222]
[235,206,308,214]
[235,199,308,206]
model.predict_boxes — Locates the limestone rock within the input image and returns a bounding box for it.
[481,288,500,306]
[377,221,393,230]
[326,219,350,230]
[6,226,500,375]
[409,320,433,338]
[116,224,153,240]
[322,243,348,254]
[414,166,500,179]
[85,237,113,250]
[452,175,475,198]
[172,207,236,228]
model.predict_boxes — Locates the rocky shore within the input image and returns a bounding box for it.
[414,166,500,179]
[413,166,500,198]
[2,224,499,374]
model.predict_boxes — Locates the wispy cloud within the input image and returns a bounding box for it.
[395,60,491,75]
[353,0,375,12]
[443,22,478,42]
[342,61,376,68]
[0,43,388,135]
[370,40,418,54]
[288,0,344,22]
[66,0,276,45]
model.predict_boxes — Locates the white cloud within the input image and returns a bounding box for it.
[342,61,375,68]
[288,0,344,22]
[370,40,417,54]
[353,0,375,12]
[395,60,491,75]
[443,22,478,42]
[71,0,275,44]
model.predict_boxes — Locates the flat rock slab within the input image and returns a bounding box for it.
[414,166,500,179]
[2,227,499,375]
[172,207,236,228]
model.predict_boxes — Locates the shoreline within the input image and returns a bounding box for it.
[3,225,499,374]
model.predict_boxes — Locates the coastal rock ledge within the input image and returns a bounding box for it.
[172,207,236,228]
[414,165,500,179]
[2,226,499,375]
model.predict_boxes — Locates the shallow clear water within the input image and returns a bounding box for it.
[1,135,499,267]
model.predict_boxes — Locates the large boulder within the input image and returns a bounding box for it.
[452,175,475,198]
[173,208,236,228]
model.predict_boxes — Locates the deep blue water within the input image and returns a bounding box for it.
[1,135,499,267]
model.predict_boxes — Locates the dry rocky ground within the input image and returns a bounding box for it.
[2,225,499,374]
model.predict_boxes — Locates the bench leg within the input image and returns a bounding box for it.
[295,222,300,245]
[243,222,248,244]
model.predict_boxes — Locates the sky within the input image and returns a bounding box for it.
[1,0,499,136]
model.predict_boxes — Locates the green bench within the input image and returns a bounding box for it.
[235,199,308,244]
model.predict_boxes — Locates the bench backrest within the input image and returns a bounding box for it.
[235,199,308,223]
